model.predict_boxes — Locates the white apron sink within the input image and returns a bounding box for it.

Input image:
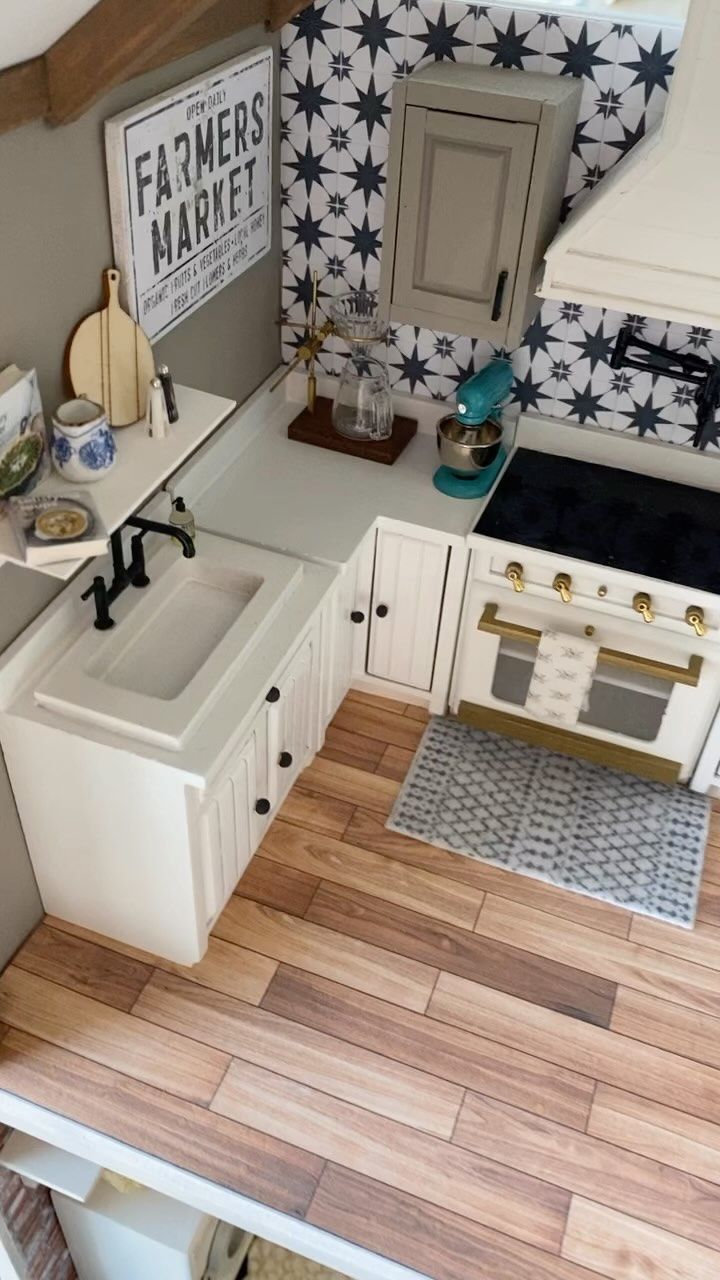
[34,533,304,749]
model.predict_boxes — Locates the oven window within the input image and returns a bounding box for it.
[490,640,671,743]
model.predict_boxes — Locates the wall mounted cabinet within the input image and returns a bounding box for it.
[380,65,581,346]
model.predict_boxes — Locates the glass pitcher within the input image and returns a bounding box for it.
[329,292,393,442]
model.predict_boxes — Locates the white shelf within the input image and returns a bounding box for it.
[0,1130,102,1202]
[0,384,236,580]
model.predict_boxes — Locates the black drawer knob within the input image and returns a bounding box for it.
[266,686,280,703]
[375,604,389,618]
[278,751,293,769]
[350,610,365,624]
[255,798,271,816]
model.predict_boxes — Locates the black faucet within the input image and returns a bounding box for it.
[81,512,196,631]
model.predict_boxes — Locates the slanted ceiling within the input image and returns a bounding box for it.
[0,0,313,134]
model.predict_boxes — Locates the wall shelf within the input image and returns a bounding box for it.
[0,384,236,581]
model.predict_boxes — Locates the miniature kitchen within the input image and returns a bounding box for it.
[2,0,720,1278]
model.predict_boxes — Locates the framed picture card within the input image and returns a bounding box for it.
[105,47,273,342]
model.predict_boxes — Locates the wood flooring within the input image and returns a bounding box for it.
[3,688,720,1279]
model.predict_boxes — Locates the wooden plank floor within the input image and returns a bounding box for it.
[3,689,720,1279]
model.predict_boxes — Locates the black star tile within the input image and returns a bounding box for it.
[289,206,333,254]
[393,344,435,393]
[513,369,548,413]
[572,319,617,373]
[327,192,349,217]
[522,312,561,361]
[338,213,382,268]
[558,380,609,424]
[346,0,401,68]
[393,58,413,79]
[550,359,573,384]
[325,254,347,280]
[345,78,392,139]
[285,139,335,199]
[582,162,605,191]
[572,122,601,160]
[290,3,337,57]
[285,265,331,313]
[286,68,336,130]
[549,22,613,81]
[595,88,624,119]
[446,350,478,392]
[560,302,584,324]
[605,115,647,161]
[416,4,472,63]
[433,335,456,360]
[672,383,697,410]
[624,33,674,106]
[345,146,386,203]
[479,14,538,70]
[624,313,647,337]
[330,52,354,80]
[610,369,634,395]
[687,327,713,351]
[619,392,672,437]
[328,124,352,153]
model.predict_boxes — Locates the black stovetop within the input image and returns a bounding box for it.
[473,449,720,595]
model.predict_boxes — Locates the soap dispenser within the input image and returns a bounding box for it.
[169,496,196,546]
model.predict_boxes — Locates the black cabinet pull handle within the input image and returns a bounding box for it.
[491,269,508,322]
[351,610,365,624]
[375,604,389,618]
[255,798,271,816]
[278,751,293,769]
[266,686,280,703]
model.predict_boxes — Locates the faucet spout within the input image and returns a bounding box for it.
[125,515,196,559]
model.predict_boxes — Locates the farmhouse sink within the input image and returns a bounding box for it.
[34,533,303,749]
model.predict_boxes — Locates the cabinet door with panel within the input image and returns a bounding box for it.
[381,64,580,346]
[266,631,316,809]
[197,717,266,928]
[367,528,449,692]
[394,108,536,337]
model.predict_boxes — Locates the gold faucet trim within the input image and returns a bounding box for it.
[505,562,525,593]
[686,606,707,638]
[553,572,572,604]
[633,592,655,624]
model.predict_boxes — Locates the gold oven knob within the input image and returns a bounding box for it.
[686,606,707,638]
[633,592,655,624]
[505,562,525,593]
[553,573,572,604]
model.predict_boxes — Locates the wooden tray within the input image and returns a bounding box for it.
[288,397,417,465]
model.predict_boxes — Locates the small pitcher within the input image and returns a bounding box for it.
[51,399,116,483]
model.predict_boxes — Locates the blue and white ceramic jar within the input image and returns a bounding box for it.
[51,399,116,484]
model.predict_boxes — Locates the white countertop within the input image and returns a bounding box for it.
[191,378,486,564]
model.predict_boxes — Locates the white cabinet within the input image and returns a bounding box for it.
[366,528,450,692]
[193,630,317,929]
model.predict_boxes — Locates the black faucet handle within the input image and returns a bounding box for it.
[81,575,114,630]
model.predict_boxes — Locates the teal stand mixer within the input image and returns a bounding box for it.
[434,360,514,498]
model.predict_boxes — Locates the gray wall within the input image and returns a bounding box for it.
[0,26,282,967]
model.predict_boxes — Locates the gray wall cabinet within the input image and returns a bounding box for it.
[380,65,581,346]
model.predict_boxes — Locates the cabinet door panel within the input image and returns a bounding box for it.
[269,634,315,808]
[368,531,449,691]
[393,108,536,333]
[199,731,258,926]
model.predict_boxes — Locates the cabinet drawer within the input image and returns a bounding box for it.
[368,529,449,691]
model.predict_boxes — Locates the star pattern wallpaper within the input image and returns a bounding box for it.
[280,2,717,450]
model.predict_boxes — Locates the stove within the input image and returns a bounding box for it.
[473,449,720,595]
[451,448,720,790]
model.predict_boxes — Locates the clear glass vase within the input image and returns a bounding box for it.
[329,292,393,442]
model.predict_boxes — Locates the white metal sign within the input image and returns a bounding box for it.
[105,47,272,342]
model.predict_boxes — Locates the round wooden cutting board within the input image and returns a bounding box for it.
[68,268,155,427]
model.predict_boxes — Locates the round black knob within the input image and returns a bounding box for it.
[350,610,365,624]
[265,686,280,703]
[255,798,271,816]
[278,751,293,769]
[375,604,389,618]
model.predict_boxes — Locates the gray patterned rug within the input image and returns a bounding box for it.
[388,718,710,928]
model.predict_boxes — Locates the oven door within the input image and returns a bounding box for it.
[453,582,720,784]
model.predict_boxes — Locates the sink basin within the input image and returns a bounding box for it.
[34,533,303,749]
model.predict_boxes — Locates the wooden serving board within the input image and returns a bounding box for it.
[288,397,417,465]
[68,268,155,427]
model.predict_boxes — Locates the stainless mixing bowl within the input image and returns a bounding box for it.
[436,414,503,476]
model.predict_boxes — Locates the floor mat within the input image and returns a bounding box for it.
[387,717,709,927]
[247,1239,348,1280]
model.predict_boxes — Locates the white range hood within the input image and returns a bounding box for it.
[540,0,720,329]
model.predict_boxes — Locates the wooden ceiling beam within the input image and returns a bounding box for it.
[0,58,50,135]
[44,0,245,125]
[0,0,316,136]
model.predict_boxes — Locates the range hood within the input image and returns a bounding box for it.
[540,0,720,329]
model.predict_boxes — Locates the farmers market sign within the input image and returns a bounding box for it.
[105,47,272,341]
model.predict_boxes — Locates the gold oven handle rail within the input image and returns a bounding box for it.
[477,604,703,688]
